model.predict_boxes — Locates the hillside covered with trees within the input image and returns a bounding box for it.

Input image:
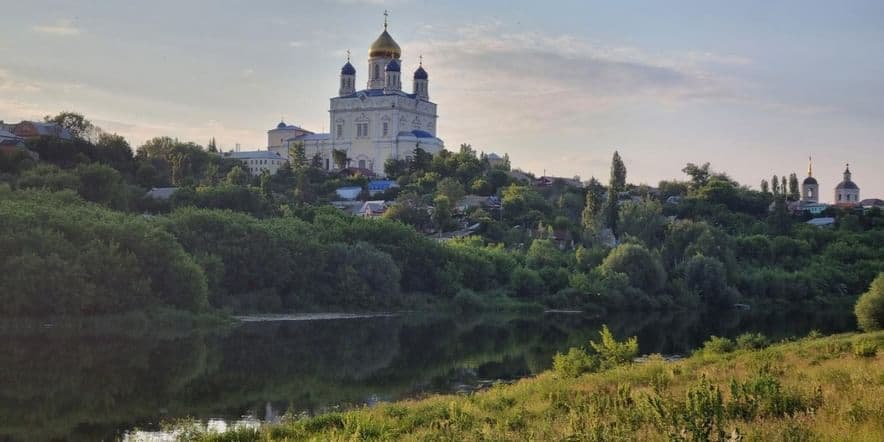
[1,112,882,317]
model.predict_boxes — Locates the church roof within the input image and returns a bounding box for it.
[385,59,401,72]
[341,62,356,75]
[802,176,818,185]
[414,66,428,80]
[290,133,331,142]
[397,130,436,139]
[836,180,859,190]
[369,30,401,59]
[271,122,308,132]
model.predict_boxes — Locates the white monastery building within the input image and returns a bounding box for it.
[225,151,287,176]
[267,16,443,175]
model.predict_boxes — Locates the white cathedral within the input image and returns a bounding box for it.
[266,18,443,175]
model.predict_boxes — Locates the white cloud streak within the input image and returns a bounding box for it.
[32,19,82,36]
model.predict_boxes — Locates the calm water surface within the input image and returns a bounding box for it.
[0,308,854,441]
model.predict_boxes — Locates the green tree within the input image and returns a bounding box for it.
[94,132,135,173]
[226,165,247,185]
[617,199,666,247]
[332,149,348,169]
[75,163,125,208]
[767,197,791,235]
[855,273,884,331]
[601,243,666,294]
[771,174,780,195]
[288,142,307,170]
[682,162,711,190]
[589,325,639,369]
[207,137,218,153]
[259,171,272,198]
[788,173,800,200]
[384,191,430,229]
[409,146,433,174]
[310,152,323,169]
[384,158,408,179]
[582,185,604,232]
[44,111,98,141]
[431,195,453,232]
[684,255,733,307]
[760,179,770,194]
[437,177,465,203]
[510,266,545,298]
[605,151,627,230]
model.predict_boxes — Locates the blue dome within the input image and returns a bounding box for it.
[385,59,401,72]
[276,121,287,129]
[414,66,428,80]
[341,62,356,75]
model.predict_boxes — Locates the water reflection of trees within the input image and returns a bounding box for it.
[0,308,854,440]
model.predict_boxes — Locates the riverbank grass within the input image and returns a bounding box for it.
[189,330,883,441]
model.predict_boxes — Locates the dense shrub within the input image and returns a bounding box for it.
[589,325,639,369]
[702,336,736,354]
[855,273,884,331]
[552,347,598,378]
[0,191,207,315]
[736,332,768,350]
[510,267,545,299]
[600,243,666,294]
[683,255,735,307]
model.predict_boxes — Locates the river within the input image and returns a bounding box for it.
[0,308,854,441]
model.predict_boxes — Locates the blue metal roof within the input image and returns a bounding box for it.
[368,180,398,191]
[341,62,356,75]
[414,66,428,80]
[385,59,401,72]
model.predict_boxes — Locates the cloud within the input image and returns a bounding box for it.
[32,19,82,36]
[397,24,749,142]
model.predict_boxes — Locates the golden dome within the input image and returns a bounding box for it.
[369,30,401,59]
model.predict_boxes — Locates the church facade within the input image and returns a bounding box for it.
[268,19,443,175]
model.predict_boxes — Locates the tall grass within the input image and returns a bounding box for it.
[181,330,884,441]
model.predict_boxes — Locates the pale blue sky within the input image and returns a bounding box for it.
[1,1,882,200]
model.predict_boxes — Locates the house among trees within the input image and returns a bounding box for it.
[0,120,73,141]
[534,175,583,188]
[360,200,389,218]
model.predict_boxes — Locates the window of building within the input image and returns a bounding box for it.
[337,124,343,139]
[358,159,366,169]
[382,122,388,137]
[325,158,330,170]
[357,123,369,138]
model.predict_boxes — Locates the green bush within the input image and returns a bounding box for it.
[736,332,768,350]
[702,336,736,354]
[727,374,812,419]
[600,243,666,294]
[589,325,639,368]
[510,266,545,298]
[852,340,877,358]
[855,273,884,331]
[553,347,598,378]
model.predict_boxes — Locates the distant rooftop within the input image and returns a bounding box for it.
[225,151,284,160]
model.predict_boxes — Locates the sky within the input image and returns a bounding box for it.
[1,0,882,201]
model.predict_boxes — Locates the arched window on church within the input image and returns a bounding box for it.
[372,64,379,80]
